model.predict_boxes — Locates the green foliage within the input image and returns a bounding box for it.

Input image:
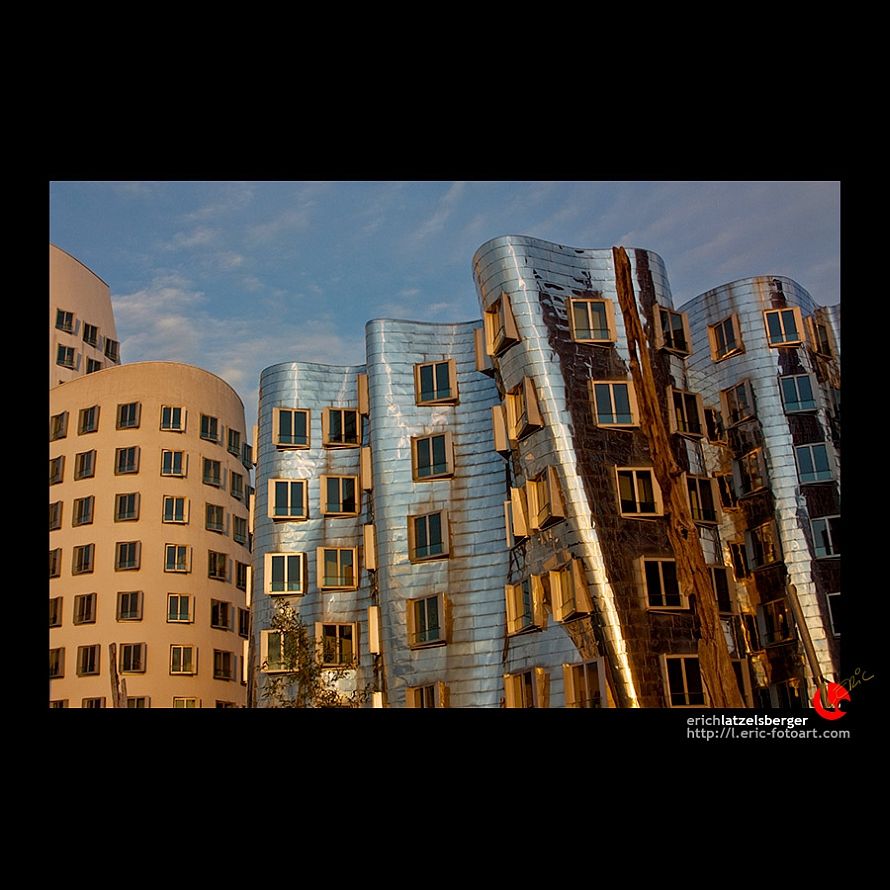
[260,601,372,708]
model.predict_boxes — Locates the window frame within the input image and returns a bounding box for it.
[104,338,120,362]
[745,521,784,570]
[78,405,100,435]
[506,376,544,439]
[615,467,663,518]
[505,576,547,635]
[230,471,245,502]
[74,450,95,480]
[202,458,224,488]
[320,474,360,517]
[411,431,455,481]
[233,515,248,546]
[527,465,566,530]
[316,622,358,668]
[200,413,220,443]
[653,304,691,356]
[567,296,616,344]
[164,544,191,574]
[56,344,77,369]
[684,474,721,525]
[484,293,521,355]
[82,697,106,709]
[414,359,459,406]
[50,411,69,441]
[115,445,140,476]
[163,495,189,524]
[405,682,449,708]
[669,387,706,438]
[213,649,235,681]
[160,405,186,432]
[116,402,141,430]
[211,599,234,631]
[763,306,804,347]
[504,667,549,708]
[115,492,140,522]
[208,550,229,582]
[806,315,834,358]
[227,428,242,457]
[115,540,142,571]
[549,559,593,622]
[72,495,95,527]
[708,314,744,362]
[757,598,796,647]
[116,590,144,622]
[316,547,359,590]
[827,592,842,637]
[322,407,362,448]
[640,557,686,610]
[406,592,447,649]
[733,448,768,498]
[169,644,197,675]
[72,543,95,575]
[86,358,102,374]
[172,697,200,708]
[56,308,75,332]
[662,655,707,707]
[50,501,63,531]
[265,552,306,595]
[811,515,840,559]
[73,592,97,626]
[76,644,101,677]
[590,379,638,428]
[268,478,308,521]
[82,322,99,347]
[161,449,187,478]
[120,643,147,674]
[273,407,311,449]
[50,647,65,679]
[167,594,194,624]
[720,379,755,427]
[50,548,62,578]
[563,659,613,708]
[50,455,65,485]
[50,596,63,627]
[779,373,817,414]
[408,509,450,563]
[794,442,833,484]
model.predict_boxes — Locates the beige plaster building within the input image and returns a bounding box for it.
[50,244,122,385]
[50,362,253,707]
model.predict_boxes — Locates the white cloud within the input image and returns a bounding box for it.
[412,181,468,242]
[164,226,219,250]
[181,183,254,222]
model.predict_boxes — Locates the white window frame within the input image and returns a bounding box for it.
[160,405,186,432]
[167,594,194,624]
[163,495,189,524]
[161,449,187,477]
[265,552,305,595]
[172,697,200,708]
[170,645,197,675]
[164,544,191,574]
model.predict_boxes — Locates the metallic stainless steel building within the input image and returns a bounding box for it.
[251,235,840,709]
[682,276,841,707]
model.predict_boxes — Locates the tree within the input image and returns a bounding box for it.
[259,601,372,708]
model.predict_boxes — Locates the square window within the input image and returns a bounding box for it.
[268,478,308,520]
[764,307,804,347]
[504,667,549,708]
[50,411,68,441]
[72,544,95,575]
[105,339,120,363]
[669,388,705,438]
[780,374,817,413]
[233,515,248,545]
[213,650,235,680]
[407,593,446,648]
[795,443,833,484]
[550,559,593,621]
[415,359,459,406]
[50,596,63,627]
[74,450,95,480]
[236,561,249,592]
[505,576,547,635]
[563,660,610,708]
[317,623,357,667]
[616,468,663,518]
[115,541,141,571]
[208,551,229,581]
[211,599,233,631]
[50,647,65,679]
[82,322,99,346]
[79,405,100,434]
[261,629,296,673]
[173,697,199,708]
[57,344,77,369]
[161,405,186,432]
[50,455,65,485]
[641,557,684,609]
[127,697,150,708]
[231,472,245,501]
[484,293,521,355]
[120,643,146,673]
[203,458,224,488]
[77,644,100,676]
[86,358,102,374]
[115,446,140,475]
[170,645,196,675]
[50,501,63,531]
[591,380,637,427]
[201,414,220,443]
[405,682,449,708]
[321,475,359,516]
[568,297,616,343]
[812,515,840,559]
[227,428,242,456]
[117,591,143,621]
[74,593,97,625]
[165,544,191,573]
[663,656,706,707]
[115,492,140,522]
[163,496,188,524]
[721,380,755,427]
[161,449,187,477]
[56,309,75,332]
[506,377,544,439]
[708,314,744,361]
[274,408,310,448]
[412,432,454,481]
[408,510,449,562]
[50,548,62,578]
[167,594,193,623]
[72,496,94,527]
[685,475,720,525]
[117,402,141,430]
[323,408,361,447]
[653,305,691,355]
[317,547,358,589]
[266,552,305,595]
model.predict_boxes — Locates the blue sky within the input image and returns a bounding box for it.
[49,180,841,427]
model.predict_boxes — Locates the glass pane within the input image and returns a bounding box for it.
[417,438,432,476]
[342,478,356,512]
[637,473,655,512]
[431,435,447,474]
[573,303,590,338]
[340,625,353,663]
[613,385,632,423]
[324,549,339,585]
[435,362,451,399]
[767,312,785,343]
[427,513,442,554]
[344,411,357,442]
[287,555,301,591]
[662,561,681,606]
[644,561,663,606]
[618,472,635,512]
[684,660,705,705]
[594,384,613,423]
[420,364,435,401]
[781,309,799,341]
[267,633,282,670]
[271,555,285,591]
[279,411,292,442]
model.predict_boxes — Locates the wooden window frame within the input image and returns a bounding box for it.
[615,467,664,518]
[414,359,459,406]
[567,297,617,344]
[322,407,361,448]
[408,510,450,563]
[506,377,544,440]
[549,559,593,622]
[669,387,706,438]
[406,592,448,649]
[320,474,360,517]
[639,556,686,610]
[316,547,359,590]
[662,655,708,707]
[505,576,547,635]
[411,432,455,481]
[273,407,311,449]
[268,478,309,521]
[707,314,744,362]
[265,552,305,595]
[591,379,639,428]
[763,306,804,347]
[504,667,549,708]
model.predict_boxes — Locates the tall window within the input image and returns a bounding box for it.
[73,593,97,625]
[406,594,446,648]
[592,380,636,427]
[50,648,65,678]
[274,408,310,448]
[213,650,235,680]
[74,451,95,480]
[506,377,544,439]
[733,449,768,497]
[764,307,804,347]
[201,414,220,443]
[745,522,783,569]
[670,388,705,437]
[323,408,360,447]
[616,468,662,517]
[227,428,241,456]
[642,558,683,609]
[708,314,743,361]
[50,597,63,627]
[233,515,248,545]
[72,496,94,527]
[415,360,458,405]
[230,472,244,502]
[50,456,65,484]
[211,600,233,631]
[82,322,99,346]
[484,294,521,355]
[203,458,223,487]
[50,411,68,441]
[686,476,719,524]
[409,511,449,561]
[77,644,101,676]
[549,559,593,622]
[72,544,95,575]
[663,656,706,707]
[505,577,546,635]
[50,548,62,578]
[161,405,185,431]
[269,479,308,520]
[261,630,297,673]
[568,297,615,343]
[208,551,228,581]
[317,548,357,589]
[321,475,359,516]
[105,339,120,362]
[50,501,62,531]
[654,305,691,355]
[117,402,141,430]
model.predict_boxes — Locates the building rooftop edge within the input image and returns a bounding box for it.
[50,243,111,289]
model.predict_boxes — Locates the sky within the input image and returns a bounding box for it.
[49,180,841,428]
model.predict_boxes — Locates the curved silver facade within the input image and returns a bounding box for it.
[683,276,841,698]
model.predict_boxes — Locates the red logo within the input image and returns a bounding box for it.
[813,682,851,720]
